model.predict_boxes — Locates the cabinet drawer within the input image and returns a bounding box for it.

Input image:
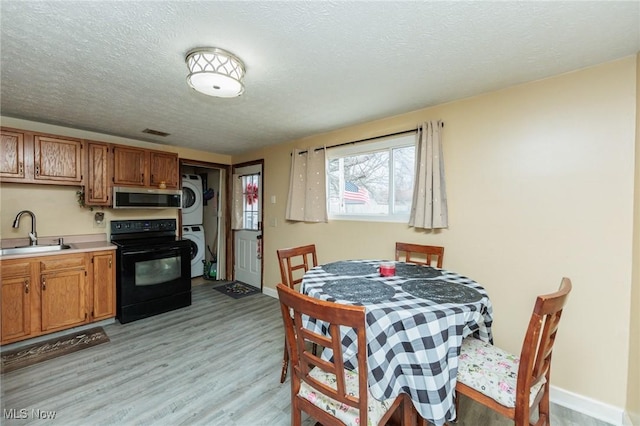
[40,256,85,272]
[1,260,31,279]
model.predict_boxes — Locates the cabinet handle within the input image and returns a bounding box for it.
[109,258,112,268]
[42,276,46,291]
[151,174,155,183]
[24,279,29,294]
[18,162,23,174]
[141,173,144,182]
[35,165,40,176]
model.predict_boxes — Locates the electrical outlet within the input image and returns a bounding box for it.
[93,212,106,228]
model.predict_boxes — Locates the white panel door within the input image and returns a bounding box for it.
[235,230,260,286]
[233,164,262,288]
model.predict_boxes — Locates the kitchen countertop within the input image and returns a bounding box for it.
[0,233,115,260]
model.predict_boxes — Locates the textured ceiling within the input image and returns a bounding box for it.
[1,1,638,155]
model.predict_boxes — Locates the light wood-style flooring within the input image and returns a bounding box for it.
[1,282,611,426]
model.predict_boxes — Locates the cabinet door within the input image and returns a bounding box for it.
[86,141,111,205]
[34,135,83,184]
[0,129,26,179]
[149,151,179,188]
[91,252,115,320]
[113,146,147,186]
[1,276,31,342]
[41,269,86,332]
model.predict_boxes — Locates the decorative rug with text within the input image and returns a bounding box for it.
[1,327,110,374]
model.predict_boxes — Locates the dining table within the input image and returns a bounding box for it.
[300,259,493,426]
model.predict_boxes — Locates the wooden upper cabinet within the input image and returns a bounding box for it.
[86,141,111,205]
[149,150,179,189]
[113,146,147,186]
[34,135,83,184]
[0,128,27,180]
[1,127,82,185]
[1,127,180,192]
[112,146,179,189]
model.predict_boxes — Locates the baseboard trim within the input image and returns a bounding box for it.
[550,385,625,426]
[263,286,278,299]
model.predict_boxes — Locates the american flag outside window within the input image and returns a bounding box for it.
[344,182,369,204]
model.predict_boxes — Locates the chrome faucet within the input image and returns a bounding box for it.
[12,210,37,246]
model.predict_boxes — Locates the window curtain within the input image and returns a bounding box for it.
[409,121,448,229]
[285,148,328,222]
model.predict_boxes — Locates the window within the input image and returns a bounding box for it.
[241,173,260,230]
[327,134,415,222]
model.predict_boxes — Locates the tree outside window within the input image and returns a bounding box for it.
[327,135,415,222]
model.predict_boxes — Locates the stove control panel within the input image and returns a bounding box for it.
[110,219,177,235]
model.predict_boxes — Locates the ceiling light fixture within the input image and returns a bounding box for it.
[185,47,245,98]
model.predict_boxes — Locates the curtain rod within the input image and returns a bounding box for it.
[235,171,261,178]
[294,123,443,155]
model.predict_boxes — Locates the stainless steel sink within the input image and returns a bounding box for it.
[0,244,72,256]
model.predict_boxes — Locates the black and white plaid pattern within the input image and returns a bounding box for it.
[301,260,493,426]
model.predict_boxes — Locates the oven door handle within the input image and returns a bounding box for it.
[123,246,184,256]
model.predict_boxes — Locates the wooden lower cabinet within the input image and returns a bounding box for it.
[41,268,86,332]
[90,251,115,321]
[0,250,116,345]
[1,274,31,342]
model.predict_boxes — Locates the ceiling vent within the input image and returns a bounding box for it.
[142,128,170,137]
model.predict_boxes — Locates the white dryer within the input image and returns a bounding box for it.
[181,174,203,226]
[183,225,206,278]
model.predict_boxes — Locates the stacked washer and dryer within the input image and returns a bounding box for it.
[181,174,206,278]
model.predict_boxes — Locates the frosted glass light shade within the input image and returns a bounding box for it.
[185,48,245,98]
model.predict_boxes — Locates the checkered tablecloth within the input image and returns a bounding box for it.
[301,260,493,426]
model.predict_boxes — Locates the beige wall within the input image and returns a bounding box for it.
[627,53,640,425]
[0,117,231,239]
[236,57,637,411]
[1,57,636,418]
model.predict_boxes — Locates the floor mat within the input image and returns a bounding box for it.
[1,327,110,374]
[213,281,261,299]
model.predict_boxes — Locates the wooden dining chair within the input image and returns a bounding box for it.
[395,242,445,268]
[277,244,318,291]
[277,244,319,383]
[276,283,414,426]
[455,277,572,426]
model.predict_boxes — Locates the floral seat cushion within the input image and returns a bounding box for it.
[298,367,396,426]
[457,337,545,408]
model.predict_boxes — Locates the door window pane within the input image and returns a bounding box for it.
[242,174,260,230]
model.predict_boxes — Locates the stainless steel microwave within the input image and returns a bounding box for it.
[112,187,182,209]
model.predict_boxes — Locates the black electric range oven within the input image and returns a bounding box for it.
[111,219,191,324]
